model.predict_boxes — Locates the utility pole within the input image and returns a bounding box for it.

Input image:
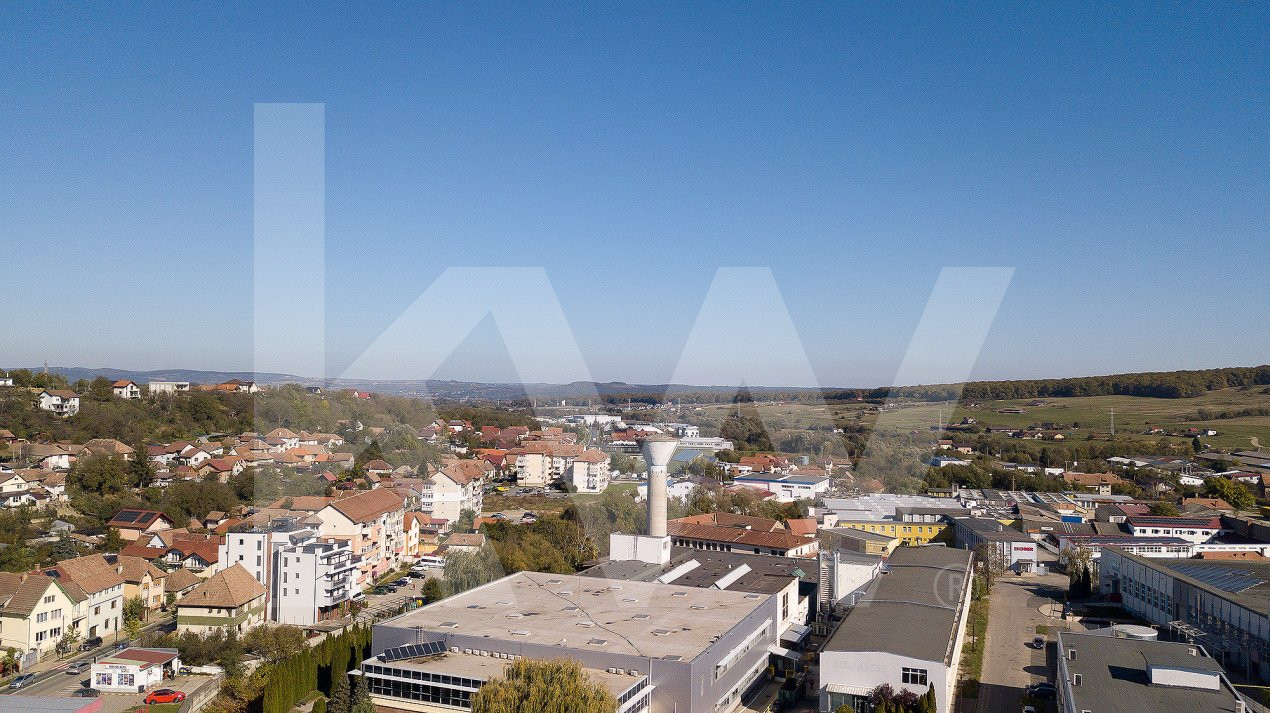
[1109,407,1115,437]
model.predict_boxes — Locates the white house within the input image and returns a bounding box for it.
[148,381,190,395]
[37,390,80,418]
[46,554,125,641]
[111,380,141,400]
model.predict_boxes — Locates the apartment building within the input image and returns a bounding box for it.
[423,461,489,523]
[315,489,407,587]
[273,539,356,625]
[569,449,611,494]
[513,442,584,486]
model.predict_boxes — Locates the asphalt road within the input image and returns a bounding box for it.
[3,614,174,698]
[975,571,1074,713]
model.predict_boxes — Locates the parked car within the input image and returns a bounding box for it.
[66,661,88,675]
[1022,706,1036,713]
[408,570,424,578]
[71,687,99,698]
[372,586,390,595]
[114,640,130,652]
[80,636,103,651]
[179,666,193,675]
[145,689,187,704]
[1031,635,1046,649]
[9,674,36,689]
[1026,682,1056,700]
[393,578,410,587]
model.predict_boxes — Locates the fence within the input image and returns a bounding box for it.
[179,673,224,713]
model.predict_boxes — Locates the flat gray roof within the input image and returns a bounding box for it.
[379,571,769,660]
[1058,631,1244,712]
[824,546,973,663]
[580,547,815,595]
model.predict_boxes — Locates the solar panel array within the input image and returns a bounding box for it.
[112,509,147,524]
[378,641,446,662]
[1171,563,1266,594]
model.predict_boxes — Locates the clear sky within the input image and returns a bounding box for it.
[1,4,1266,388]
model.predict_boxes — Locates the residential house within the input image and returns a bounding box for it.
[83,439,135,461]
[114,556,167,614]
[0,572,81,666]
[38,390,80,417]
[175,564,266,635]
[111,380,141,400]
[163,569,203,602]
[45,554,125,640]
[107,509,175,542]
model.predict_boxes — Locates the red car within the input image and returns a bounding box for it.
[144,689,186,704]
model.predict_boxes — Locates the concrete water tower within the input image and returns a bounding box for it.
[608,434,679,565]
[642,434,678,538]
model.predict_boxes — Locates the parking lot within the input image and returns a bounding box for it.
[8,665,212,713]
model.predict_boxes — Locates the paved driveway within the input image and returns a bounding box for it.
[975,571,1075,713]
[9,669,209,713]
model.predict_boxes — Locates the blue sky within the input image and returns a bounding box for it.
[1,4,1266,387]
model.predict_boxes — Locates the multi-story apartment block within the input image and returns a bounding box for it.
[422,461,489,523]
[274,539,355,625]
[513,442,584,486]
[315,489,406,587]
[568,449,611,493]
[220,518,356,625]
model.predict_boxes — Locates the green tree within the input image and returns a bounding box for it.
[329,670,351,713]
[421,577,443,603]
[1205,476,1255,510]
[56,627,80,658]
[471,658,617,713]
[102,528,124,553]
[1148,501,1180,517]
[833,705,856,713]
[50,532,79,561]
[454,508,477,532]
[351,669,375,713]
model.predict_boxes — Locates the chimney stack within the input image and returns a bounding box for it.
[641,435,678,538]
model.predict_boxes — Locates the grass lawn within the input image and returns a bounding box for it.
[959,596,991,698]
[124,704,182,713]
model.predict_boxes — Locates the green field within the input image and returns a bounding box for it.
[690,387,1270,453]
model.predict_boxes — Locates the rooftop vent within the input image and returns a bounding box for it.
[440,622,458,628]
[652,628,672,636]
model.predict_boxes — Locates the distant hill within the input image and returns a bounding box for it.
[25,364,1270,404]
